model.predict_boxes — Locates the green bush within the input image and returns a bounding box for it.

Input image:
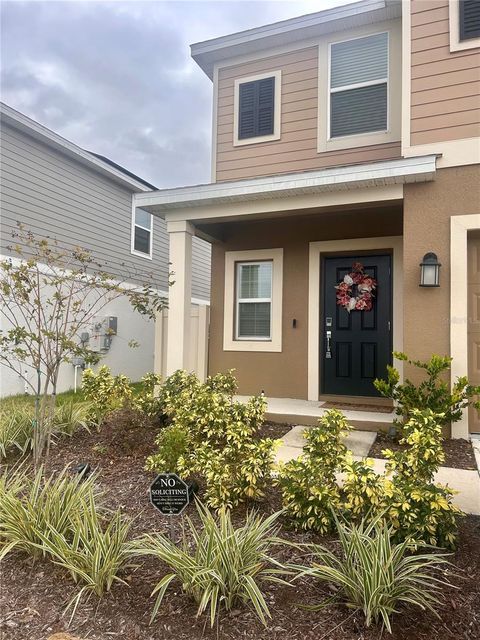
[291,514,452,633]
[277,407,462,547]
[38,494,133,620]
[0,466,101,560]
[342,459,388,520]
[374,352,480,431]
[132,372,163,418]
[82,365,132,426]
[276,410,350,533]
[383,409,462,548]
[145,424,190,474]
[133,502,287,626]
[147,370,276,509]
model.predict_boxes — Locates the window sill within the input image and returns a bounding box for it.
[223,339,282,352]
[318,128,397,153]
[449,37,480,52]
[233,132,281,147]
[131,249,153,260]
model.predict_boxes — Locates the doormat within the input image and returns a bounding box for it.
[320,402,393,413]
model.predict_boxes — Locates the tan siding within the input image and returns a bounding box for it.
[216,45,401,182]
[216,142,401,182]
[410,0,480,145]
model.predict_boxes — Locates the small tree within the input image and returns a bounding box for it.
[0,225,167,468]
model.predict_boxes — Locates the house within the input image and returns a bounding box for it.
[0,102,211,396]
[135,0,480,438]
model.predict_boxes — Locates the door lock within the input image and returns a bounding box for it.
[326,330,332,359]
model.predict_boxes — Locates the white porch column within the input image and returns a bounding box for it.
[166,220,194,375]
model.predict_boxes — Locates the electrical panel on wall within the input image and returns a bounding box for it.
[89,316,118,352]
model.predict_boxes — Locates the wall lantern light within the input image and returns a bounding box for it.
[419,252,441,287]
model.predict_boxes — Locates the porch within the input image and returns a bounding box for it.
[134,156,480,439]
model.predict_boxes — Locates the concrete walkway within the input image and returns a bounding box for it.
[274,425,480,515]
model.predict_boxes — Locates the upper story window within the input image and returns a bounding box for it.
[460,0,480,40]
[449,0,480,51]
[329,32,389,139]
[131,208,152,259]
[233,70,282,146]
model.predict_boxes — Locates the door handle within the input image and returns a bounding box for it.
[326,330,332,359]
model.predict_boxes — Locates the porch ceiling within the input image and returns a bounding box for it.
[135,155,437,218]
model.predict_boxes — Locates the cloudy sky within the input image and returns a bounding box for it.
[1,0,350,188]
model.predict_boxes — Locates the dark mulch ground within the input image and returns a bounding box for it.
[369,431,478,470]
[1,413,480,640]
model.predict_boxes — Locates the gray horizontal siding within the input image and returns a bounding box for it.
[0,123,211,300]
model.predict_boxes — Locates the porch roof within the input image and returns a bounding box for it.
[134,155,437,217]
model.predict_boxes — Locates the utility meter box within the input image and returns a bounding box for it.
[89,316,118,352]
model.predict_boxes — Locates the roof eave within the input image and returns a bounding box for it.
[134,155,438,217]
[191,0,401,79]
[0,103,152,193]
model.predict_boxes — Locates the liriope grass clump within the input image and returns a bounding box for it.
[133,501,288,626]
[290,514,453,633]
[0,465,101,560]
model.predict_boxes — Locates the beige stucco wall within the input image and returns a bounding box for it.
[403,165,480,382]
[208,205,402,398]
[208,166,480,401]
[410,0,480,146]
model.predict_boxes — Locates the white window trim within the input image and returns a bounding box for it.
[131,205,153,260]
[327,31,389,144]
[235,261,273,341]
[317,21,402,153]
[224,248,283,352]
[233,70,282,147]
[449,0,480,52]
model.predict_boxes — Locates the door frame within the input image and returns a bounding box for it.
[307,236,403,401]
[320,251,393,397]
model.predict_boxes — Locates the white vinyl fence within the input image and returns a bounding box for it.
[154,305,210,381]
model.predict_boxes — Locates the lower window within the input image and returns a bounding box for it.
[236,261,272,340]
[223,248,283,352]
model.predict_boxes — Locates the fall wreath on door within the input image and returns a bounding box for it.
[335,261,377,312]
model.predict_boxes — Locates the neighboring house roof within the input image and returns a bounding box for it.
[88,152,157,190]
[0,102,153,193]
[191,0,402,79]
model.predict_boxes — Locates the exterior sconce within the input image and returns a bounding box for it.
[419,252,441,287]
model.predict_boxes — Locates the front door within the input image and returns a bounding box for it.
[322,254,392,397]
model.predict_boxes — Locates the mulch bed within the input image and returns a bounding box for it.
[369,431,478,470]
[1,413,480,640]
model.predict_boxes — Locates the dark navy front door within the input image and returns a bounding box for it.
[321,254,392,397]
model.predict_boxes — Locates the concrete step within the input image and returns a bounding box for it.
[237,395,394,432]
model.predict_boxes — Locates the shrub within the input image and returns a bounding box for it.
[132,372,163,418]
[342,459,388,520]
[176,391,274,509]
[383,409,462,548]
[82,365,132,426]
[276,410,350,533]
[37,494,133,620]
[0,466,101,560]
[133,502,287,626]
[291,514,452,633]
[374,352,480,431]
[145,424,190,474]
[147,370,275,509]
